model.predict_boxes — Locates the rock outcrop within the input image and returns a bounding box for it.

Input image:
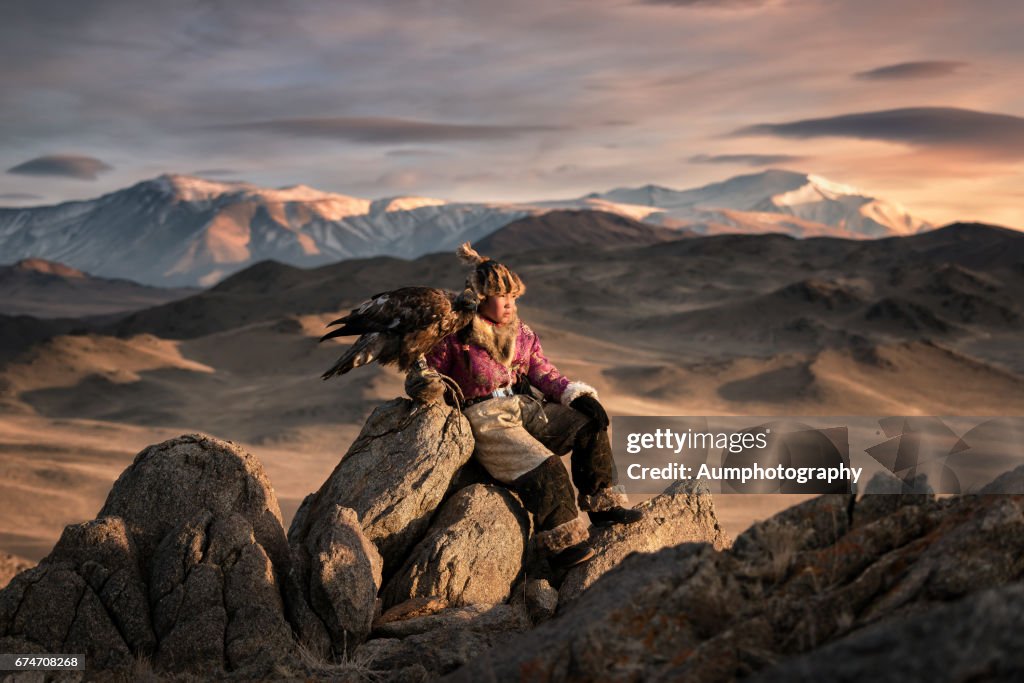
[0,517,150,671]
[559,480,730,606]
[359,604,532,681]
[0,434,302,676]
[381,484,530,609]
[0,400,516,679]
[289,504,383,655]
[15,403,1021,682]
[750,581,1024,682]
[288,399,474,572]
[510,578,559,624]
[443,491,1024,682]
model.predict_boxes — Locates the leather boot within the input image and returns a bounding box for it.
[513,456,593,565]
[569,421,616,495]
[579,484,643,527]
[588,506,644,527]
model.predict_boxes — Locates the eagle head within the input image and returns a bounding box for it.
[453,288,480,313]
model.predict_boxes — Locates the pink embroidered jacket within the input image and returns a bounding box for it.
[425,318,572,403]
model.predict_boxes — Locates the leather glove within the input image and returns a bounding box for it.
[405,366,446,405]
[570,395,609,429]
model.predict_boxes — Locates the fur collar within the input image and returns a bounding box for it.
[465,314,520,367]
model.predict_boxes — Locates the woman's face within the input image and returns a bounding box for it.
[479,293,518,325]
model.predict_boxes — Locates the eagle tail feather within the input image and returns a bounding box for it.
[321,333,384,379]
[319,324,363,342]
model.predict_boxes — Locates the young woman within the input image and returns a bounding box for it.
[422,243,641,568]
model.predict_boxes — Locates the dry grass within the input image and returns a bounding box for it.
[288,639,398,683]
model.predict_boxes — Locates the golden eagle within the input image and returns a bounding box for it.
[319,286,477,382]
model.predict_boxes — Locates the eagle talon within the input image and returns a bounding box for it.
[438,373,465,408]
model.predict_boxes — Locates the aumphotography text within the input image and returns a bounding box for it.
[626,462,863,485]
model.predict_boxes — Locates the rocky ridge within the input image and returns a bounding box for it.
[1,401,1022,681]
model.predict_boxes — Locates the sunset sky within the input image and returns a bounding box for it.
[2,0,1023,228]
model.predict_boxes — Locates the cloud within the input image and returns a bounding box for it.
[385,149,449,158]
[214,117,564,143]
[637,0,769,7]
[453,170,503,184]
[690,152,807,166]
[731,107,1024,158]
[854,61,968,80]
[453,163,580,185]
[0,192,43,200]
[2,0,1023,226]
[191,168,239,176]
[7,154,113,180]
[372,168,431,191]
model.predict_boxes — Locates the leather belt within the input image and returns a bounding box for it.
[464,385,516,407]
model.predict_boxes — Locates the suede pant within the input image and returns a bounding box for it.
[462,395,616,533]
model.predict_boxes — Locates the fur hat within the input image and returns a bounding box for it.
[456,242,525,300]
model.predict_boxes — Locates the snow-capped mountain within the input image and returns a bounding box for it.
[556,170,931,238]
[0,175,534,287]
[0,170,931,287]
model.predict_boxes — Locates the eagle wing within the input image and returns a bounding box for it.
[320,287,456,378]
[320,287,452,340]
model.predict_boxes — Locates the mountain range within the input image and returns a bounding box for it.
[0,170,934,287]
[0,221,1021,563]
[574,171,930,238]
[0,258,197,318]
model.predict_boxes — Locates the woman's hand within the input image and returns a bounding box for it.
[570,395,609,429]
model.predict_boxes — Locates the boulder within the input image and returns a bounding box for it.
[372,603,517,639]
[443,542,738,683]
[374,596,450,627]
[0,517,149,671]
[0,434,307,677]
[443,493,1024,682]
[559,480,730,606]
[100,434,290,572]
[289,504,383,655]
[751,583,1024,682]
[358,604,531,681]
[289,399,474,573]
[381,484,529,609]
[730,493,853,581]
[148,510,295,673]
[510,578,559,625]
